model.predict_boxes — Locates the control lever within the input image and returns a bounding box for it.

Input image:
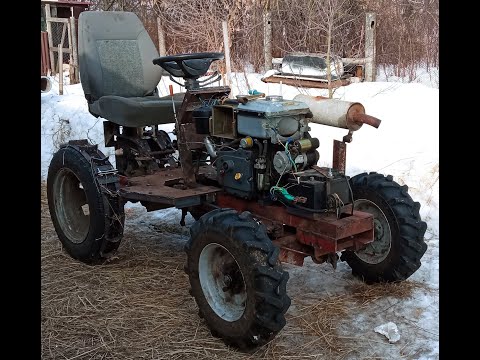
[169,75,185,87]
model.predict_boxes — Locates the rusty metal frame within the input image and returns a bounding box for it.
[215,193,374,266]
[175,86,231,188]
[119,166,220,208]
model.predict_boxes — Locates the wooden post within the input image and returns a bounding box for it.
[45,4,56,75]
[58,23,67,95]
[58,46,64,95]
[70,16,79,84]
[67,18,74,83]
[365,12,376,82]
[263,10,272,71]
[157,17,166,56]
[222,21,232,91]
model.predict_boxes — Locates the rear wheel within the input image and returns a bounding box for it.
[47,144,124,264]
[185,209,291,350]
[341,172,427,282]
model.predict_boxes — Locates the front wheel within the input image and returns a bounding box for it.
[341,172,427,282]
[185,209,291,350]
[47,143,125,264]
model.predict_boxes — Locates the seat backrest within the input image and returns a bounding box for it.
[78,11,161,101]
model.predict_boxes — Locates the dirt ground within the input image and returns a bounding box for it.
[41,183,438,360]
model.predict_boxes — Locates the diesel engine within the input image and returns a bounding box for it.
[195,94,353,214]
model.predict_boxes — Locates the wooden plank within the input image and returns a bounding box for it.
[50,46,71,53]
[157,17,166,56]
[222,21,232,90]
[45,4,56,75]
[263,10,272,70]
[270,57,370,66]
[67,19,72,60]
[70,16,79,84]
[58,23,67,95]
[365,13,377,81]
[262,75,349,89]
[58,46,63,95]
[48,17,69,23]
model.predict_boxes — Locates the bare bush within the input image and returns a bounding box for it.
[360,0,439,79]
[87,0,438,76]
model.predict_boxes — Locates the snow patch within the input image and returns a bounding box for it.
[374,322,401,343]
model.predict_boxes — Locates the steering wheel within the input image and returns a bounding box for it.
[153,52,224,79]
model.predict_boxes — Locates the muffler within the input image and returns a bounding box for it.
[294,94,381,131]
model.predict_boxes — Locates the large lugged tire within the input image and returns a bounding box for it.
[341,172,427,282]
[185,209,291,350]
[47,144,125,264]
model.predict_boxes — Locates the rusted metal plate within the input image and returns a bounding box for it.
[180,123,206,150]
[119,167,221,207]
[215,193,374,257]
[297,227,373,255]
[278,248,305,266]
[272,235,312,266]
[41,31,50,76]
[332,140,346,174]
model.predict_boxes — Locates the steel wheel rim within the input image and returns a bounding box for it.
[53,168,90,244]
[354,199,392,264]
[198,243,247,322]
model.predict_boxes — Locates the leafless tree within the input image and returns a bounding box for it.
[87,0,438,79]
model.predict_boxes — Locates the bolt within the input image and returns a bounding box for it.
[222,275,232,292]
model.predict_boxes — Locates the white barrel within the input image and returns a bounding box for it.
[294,94,365,131]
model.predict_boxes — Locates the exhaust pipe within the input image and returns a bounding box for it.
[41,76,52,93]
[294,94,381,131]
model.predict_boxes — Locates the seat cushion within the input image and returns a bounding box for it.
[89,93,185,127]
[79,11,162,100]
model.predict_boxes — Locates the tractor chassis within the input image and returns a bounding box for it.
[118,145,374,268]
[108,84,374,269]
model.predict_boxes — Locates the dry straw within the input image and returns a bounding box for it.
[41,182,428,360]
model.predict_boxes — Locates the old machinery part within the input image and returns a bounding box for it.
[215,148,255,199]
[285,168,353,212]
[236,96,311,143]
[294,138,320,153]
[192,106,212,135]
[293,94,381,131]
[203,137,217,159]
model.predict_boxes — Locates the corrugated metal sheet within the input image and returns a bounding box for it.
[41,31,50,76]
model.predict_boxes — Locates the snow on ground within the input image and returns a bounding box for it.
[41,68,439,358]
[376,64,439,89]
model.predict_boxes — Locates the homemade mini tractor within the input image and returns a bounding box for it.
[47,11,428,349]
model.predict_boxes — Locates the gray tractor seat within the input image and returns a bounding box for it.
[89,92,184,127]
[78,11,182,127]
